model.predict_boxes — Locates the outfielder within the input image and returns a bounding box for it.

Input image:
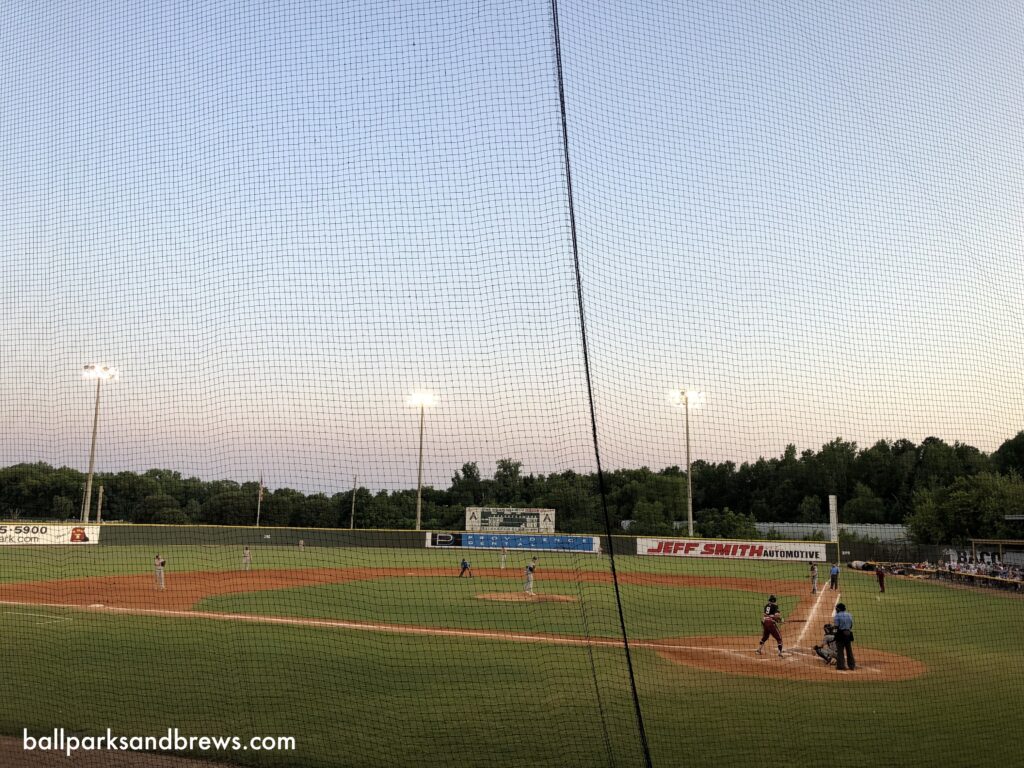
[809,562,818,594]
[524,557,538,595]
[756,595,784,657]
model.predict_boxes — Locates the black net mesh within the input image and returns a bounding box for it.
[1,1,1023,766]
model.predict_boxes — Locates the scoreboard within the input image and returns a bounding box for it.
[465,507,556,533]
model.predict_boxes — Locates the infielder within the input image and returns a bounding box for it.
[756,594,784,657]
[153,554,166,591]
[242,546,252,571]
[500,545,507,570]
[524,557,538,595]
[458,558,473,578]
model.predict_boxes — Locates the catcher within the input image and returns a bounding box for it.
[756,594,785,657]
[814,623,838,665]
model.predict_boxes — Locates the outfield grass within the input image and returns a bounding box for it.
[0,542,814,582]
[1,545,1020,767]
[196,578,796,640]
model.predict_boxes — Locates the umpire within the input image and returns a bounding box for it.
[833,603,855,671]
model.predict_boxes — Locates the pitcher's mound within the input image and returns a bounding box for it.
[477,593,577,603]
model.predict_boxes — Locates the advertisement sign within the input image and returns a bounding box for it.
[465,507,556,533]
[0,524,100,546]
[428,532,600,553]
[637,538,827,561]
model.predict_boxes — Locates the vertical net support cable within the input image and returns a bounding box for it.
[548,1,653,767]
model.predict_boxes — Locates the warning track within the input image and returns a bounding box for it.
[0,567,925,681]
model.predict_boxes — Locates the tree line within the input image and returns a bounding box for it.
[2,432,1024,545]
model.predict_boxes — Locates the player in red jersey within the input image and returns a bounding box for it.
[756,595,785,657]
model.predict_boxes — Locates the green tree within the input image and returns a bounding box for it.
[449,462,484,506]
[796,495,822,523]
[201,491,253,526]
[101,471,160,522]
[0,463,55,517]
[535,471,598,533]
[143,469,184,501]
[261,488,303,527]
[340,487,374,529]
[493,459,523,504]
[809,438,858,500]
[695,507,758,539]
[293,494,333,528]
[628,499,673,536]
[906,472,1024,544]
[138,493,182,524]
[993,431,1024,475]
[914,437,962,491]
[842,483,885,524]
[183,499,202,521]
[52,495,75,519]
[689,460,740,516]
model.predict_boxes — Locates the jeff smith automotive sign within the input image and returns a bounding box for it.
[637,538,827,561]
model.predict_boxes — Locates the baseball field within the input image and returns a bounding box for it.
[0,538,1019,767]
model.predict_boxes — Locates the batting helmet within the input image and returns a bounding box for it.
[768,595,777,603]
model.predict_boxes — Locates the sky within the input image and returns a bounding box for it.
[2,0,1023,493]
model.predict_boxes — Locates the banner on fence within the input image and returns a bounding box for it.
[0,524,100,546]
[637,538,827,561]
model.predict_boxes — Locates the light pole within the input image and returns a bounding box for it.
[81,364,118,522]
[406,392,437,531]
[669,389,704,536]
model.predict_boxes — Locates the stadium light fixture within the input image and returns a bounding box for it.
[406,391,437,531]
[669,389,704,536]
[81,364,119,523]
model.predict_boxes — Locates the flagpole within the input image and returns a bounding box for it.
[256,475,263,527]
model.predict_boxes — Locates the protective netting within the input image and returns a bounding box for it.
[2,1,1023,766]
